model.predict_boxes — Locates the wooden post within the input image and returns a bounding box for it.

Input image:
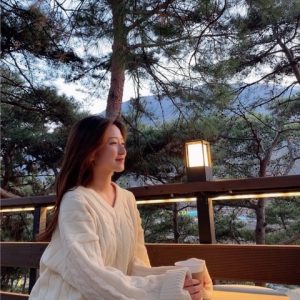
[32,207,41,239]
[32,207,47,237]
[30,207,47,292]
[196,193,216,244]
[38,207,47,234]
[30,207,40,292]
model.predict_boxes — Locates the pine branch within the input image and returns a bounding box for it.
[127,0,176,32]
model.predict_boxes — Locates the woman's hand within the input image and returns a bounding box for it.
[183,277,202,300]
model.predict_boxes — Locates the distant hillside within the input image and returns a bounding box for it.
[122,95,181,125]
[119,84,300,125]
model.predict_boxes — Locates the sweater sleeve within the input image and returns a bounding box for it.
[128,192,213,299]
[128,194,180,276]
[58,191,191,300]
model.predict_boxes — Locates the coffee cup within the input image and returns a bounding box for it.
[175,258,205,283]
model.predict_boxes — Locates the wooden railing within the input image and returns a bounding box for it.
[1,175,300,299]
[2,175,300,244]
[1,242,300,299]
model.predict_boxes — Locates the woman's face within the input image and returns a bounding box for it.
[92,124,127,175]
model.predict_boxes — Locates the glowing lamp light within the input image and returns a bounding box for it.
[185,140,212,182]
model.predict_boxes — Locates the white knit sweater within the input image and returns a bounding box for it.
[29,184,212,300]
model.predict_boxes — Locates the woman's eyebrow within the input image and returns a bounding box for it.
[108,137,125,141]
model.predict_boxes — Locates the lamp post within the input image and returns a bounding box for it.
[184,140,212,182]
[184,140,215,243]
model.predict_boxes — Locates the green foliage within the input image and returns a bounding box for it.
[152,22,183,39]
[1,70,86,195]
[226,0,300,81]
[213,104,300,178]
[125,122,186,183]
[214,206,256,243]
[140,204,198,243]
[172,83,234,115]
[213,196,300,245]
[265,198,300,245]
[0,213,33,241]
[1,267,30,294]
[176,214,199,243]
[1,1,81,63]
[140,206,174,242]
[243,0,300,29]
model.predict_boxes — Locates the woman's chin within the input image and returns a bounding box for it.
[114,166,125,173]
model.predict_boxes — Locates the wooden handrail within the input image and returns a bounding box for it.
[1,175,300,208]
[129,175,300,199]
[0,291,29,300]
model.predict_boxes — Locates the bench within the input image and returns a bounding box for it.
[1,242,300,299]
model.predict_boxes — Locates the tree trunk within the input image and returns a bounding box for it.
[173,203,179,243]
[255,199,266,244]
[106,0,127,120]
[2,151,14,190]
[255,160,267,244]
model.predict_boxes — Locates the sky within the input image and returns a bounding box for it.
[54,77,151,114]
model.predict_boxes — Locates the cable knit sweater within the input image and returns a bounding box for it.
[29,184,212,300]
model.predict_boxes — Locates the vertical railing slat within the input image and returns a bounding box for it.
[196,193,216,243]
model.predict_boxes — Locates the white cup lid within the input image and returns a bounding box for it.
[175,258,205,273]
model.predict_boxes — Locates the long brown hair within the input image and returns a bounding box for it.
[39,115,127,241]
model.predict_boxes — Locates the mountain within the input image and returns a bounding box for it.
[122,95,182,125]
[119,84,300,125]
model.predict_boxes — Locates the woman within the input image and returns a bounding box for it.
[29,115,212,300]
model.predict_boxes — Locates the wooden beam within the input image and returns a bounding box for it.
[0,195,54,209]
[129,175,300,199]
[1,175,299,208]
[1,242,48,268]
[146,243,300,285]
[1,242,299,285]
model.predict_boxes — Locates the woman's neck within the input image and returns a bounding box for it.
[88,175,112,193]
[87,174,116,207]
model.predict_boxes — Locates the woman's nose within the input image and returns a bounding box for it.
[119,144,126,155]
